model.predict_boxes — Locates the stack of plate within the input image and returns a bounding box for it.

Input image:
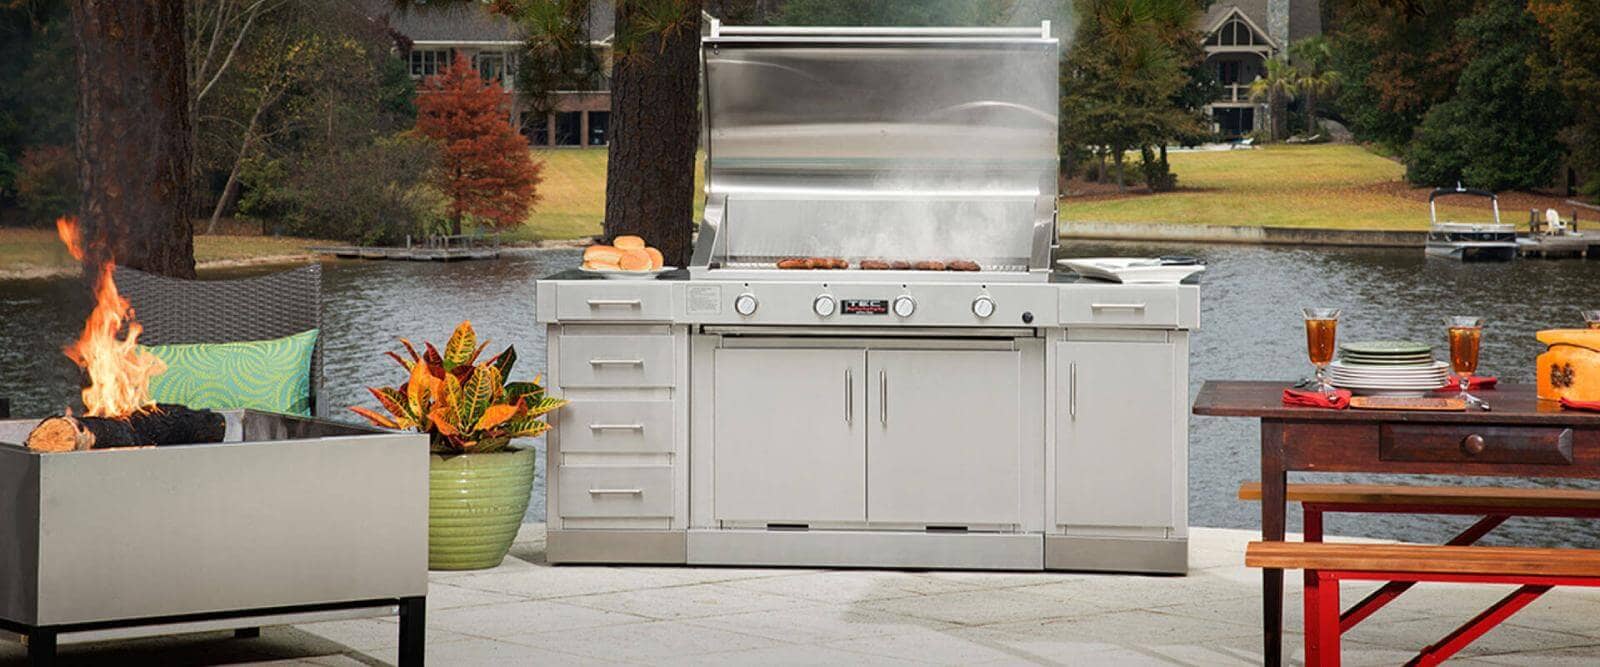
[1328,341,1450,397]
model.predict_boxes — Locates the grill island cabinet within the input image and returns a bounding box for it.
[537,21,1198,573]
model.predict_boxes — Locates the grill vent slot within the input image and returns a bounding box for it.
[766,523,810,531]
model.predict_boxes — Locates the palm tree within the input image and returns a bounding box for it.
[1289,37,1342,136]
[1249,58,1299,141]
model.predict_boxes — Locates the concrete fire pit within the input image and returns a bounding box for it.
[0,410,428,666]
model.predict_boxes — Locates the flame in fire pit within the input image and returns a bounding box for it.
[56,217,166,418]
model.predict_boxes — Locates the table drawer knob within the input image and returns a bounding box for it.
[1461,434,1487,456]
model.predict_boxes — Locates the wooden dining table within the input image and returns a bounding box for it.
[1192,381,1600,666]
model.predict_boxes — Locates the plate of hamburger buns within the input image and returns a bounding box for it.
[580,235,674,279]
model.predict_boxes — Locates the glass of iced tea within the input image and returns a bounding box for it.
[1447,316,1485,405]
[1303,308,1341,394]
[1584,310,1600,330]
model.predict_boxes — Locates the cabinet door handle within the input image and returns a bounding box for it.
[589,423,644,431]
[587,299,642,307]
[589,359,643,366]
[880,370,888,426]
[1091,303,1147,311]
[588,488,643,495]
[1069,362,1078,420]
[845,367,853,424]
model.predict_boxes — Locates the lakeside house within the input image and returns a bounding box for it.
[372,0,615,148]
[1201,0,1321,138]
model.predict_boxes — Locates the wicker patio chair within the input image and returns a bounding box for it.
[114,264,325,417]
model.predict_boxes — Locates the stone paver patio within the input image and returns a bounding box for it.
[7,525,1600,666]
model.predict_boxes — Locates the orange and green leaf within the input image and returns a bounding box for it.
[443,321,477,369]
[350,406,398,429]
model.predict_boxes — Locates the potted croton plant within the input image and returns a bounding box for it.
[353,321,565,570]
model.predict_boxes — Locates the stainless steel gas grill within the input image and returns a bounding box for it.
[536,21,1199,573]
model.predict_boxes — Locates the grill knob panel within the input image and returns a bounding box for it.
[813,295,836,317]
[892,295,917,318]
[734,293,759,316]
[972,296,996,319]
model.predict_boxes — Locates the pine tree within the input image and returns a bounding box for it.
[415,53,542,235]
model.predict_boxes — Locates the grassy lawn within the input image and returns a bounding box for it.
[0,227,329,277]
[507,148,705,242]
[1063,144,1559,230]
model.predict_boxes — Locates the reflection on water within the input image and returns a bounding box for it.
[3,242,1598,543]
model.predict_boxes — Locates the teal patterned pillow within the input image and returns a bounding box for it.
[144,329,318,417]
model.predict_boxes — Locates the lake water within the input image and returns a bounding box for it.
[3,242,1598,544]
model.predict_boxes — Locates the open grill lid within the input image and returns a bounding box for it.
[690,22,1061,281]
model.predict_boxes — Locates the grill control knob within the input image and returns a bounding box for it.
[813,295,836,317]
[972,296,996,319]
[892,295,917,318]
[734,293,759,316]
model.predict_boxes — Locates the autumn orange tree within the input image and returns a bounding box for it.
[415,53,542,235]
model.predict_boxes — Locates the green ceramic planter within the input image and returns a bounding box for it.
[428,447,535,570]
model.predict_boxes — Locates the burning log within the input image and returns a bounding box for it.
[25,405,227,452]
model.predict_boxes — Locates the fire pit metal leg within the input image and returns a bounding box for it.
[27,629,56,667]
[398,596,425,667]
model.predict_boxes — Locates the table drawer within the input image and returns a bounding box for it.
[558,400,674,454]
[555,283,673,321]
[1060,287,1180,327]
[557,465,673,518]
[558,335,675,388]
[1380,424,1575,466]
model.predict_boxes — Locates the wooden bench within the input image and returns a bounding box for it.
[1247,541,1600,666]
[1240,482,1600,665]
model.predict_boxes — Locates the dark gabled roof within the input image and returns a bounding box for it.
[368,0,614,44]
[1200,1,1321,46]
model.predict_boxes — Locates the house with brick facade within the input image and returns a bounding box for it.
[372,0,615,148]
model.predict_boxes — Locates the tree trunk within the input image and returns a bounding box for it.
[1112,150,1126,193]
[72,0,196,278]
[603,3,701,267]
[1305,89,1318,135]
[1095,151,1106,182]
[207,109,261,234]
[1271,91,1287,141]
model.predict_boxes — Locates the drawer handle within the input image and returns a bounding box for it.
[587,299,642,307]
[589,423,644,431]
[1461,434,1487,456]
[588,488,643,495]
[589,359,644,366]
[1090,303,1147,311]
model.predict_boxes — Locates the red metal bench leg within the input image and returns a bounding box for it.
[1340,514,1510,632]
[1408,584,1552,667]
[1306,570,1342,667]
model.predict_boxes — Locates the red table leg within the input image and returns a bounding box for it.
[1410,584,1552,666]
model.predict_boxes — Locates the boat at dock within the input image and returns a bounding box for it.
[1425,186,1517,262]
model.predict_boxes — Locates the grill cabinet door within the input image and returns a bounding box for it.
[713,348,867,523]
[1057,341,1176,529]
[867,350,1023,526]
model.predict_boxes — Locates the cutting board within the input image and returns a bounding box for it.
[1350,396,1467,412]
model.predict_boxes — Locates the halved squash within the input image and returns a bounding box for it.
[1536,329,1600,401]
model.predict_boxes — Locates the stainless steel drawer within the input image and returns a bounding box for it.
[555,283,674,321]
[558,400,674,453]
[1060,287,1180,327]
[558,335,675,387]
[557,465,673,518]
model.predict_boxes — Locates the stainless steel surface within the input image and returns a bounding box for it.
[0,411,427,627]
[44,606,397,645]
[546,529,688,565]
[693,23,1059,279]
[688,529,1044,570]
[1044,535,1188,574]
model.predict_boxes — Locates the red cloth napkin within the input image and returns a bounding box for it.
[1283,388,1352,409]
[1441,376,1497,391]
[1561,397,1600,412]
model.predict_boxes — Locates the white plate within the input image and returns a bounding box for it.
[1330,370,1450,380]
[1057,258,1205,284]
[579,266,677,280]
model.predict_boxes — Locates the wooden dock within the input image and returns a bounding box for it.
[311,234,501,262]
[1518,232,1600,259]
